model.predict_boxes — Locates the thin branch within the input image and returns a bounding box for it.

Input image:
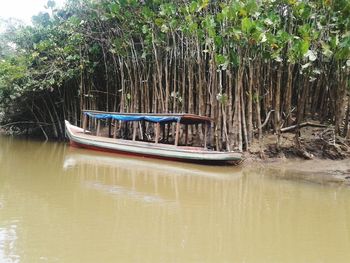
[0,121,52,128]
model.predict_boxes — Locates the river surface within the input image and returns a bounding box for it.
[0,136,350,263]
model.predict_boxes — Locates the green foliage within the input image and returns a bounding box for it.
[0,0,349,138]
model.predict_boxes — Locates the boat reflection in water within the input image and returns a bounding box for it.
[63,148,242,206]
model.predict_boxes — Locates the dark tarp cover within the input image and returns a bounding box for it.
[85,112,180,123]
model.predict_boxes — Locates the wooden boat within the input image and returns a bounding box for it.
[65,110,242,164]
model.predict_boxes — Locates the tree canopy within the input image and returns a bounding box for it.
[0,0,349,149]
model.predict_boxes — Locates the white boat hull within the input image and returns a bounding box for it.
[65,120,242,164]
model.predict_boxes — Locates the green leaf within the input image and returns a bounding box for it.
[215,54,226,65]
[298,24,311,40]
[189,22,198,33]
[155,18,164,27]
[109,3,120,15]
[321,42,333,57]
[214,35,223,47]
[330,35,339,49]
[241,17,253,34]
[189,1,198,13]
[299,39,310,56]
[198,0,209,12]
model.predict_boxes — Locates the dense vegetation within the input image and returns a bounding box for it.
[0,0,349,151]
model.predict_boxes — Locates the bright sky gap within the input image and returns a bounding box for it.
[0,0,66,25]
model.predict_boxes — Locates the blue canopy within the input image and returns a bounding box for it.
[85,112,180,123]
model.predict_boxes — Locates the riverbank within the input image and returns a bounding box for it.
[0,129,349,186]
[242,124,350,185]
[246,124,350,160]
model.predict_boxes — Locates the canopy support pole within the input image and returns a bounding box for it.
[204,123,208,149]
[113,120,117,138]
[162,124,166,142]
[132,122,137,141]
[175,121,180,146]
[83,114,88,134]
[96,119,101,136]
[108,119,112,138]
[138,121,143,140]
[166,124,170,142]
[155,122,160,144]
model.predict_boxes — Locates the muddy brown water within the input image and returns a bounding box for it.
[1,136,350,263]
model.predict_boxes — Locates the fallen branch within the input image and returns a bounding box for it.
[253,110,275,133]
[318,128,336,146]
[281,122,328,133]
[260,110,275,130]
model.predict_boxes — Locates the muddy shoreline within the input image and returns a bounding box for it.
[241,124,350,185]
[242,158,350,186]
